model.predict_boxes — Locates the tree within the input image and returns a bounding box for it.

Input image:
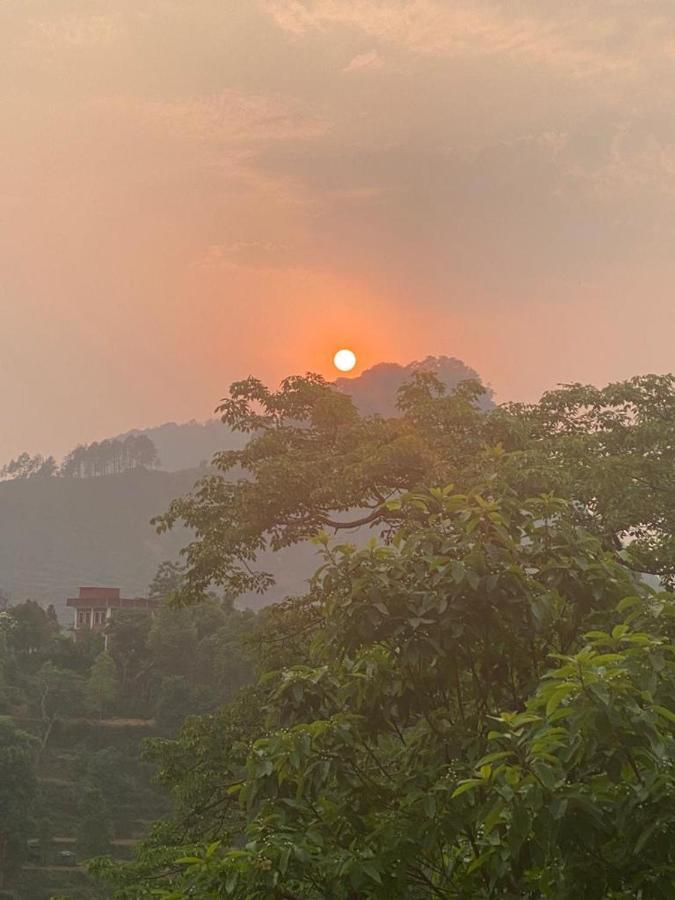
[106,487,675,898]
[491,374,675,585]
[60,435,160,478]
[85,652,119,719]
[126,433,160,469]
[154,373,675,606]
[45,630,103,674]
[0,452,56,480]
[6,599,57,656]
[154,372,491,603]
[0,718,36,888]
[31,662,84,756]
[97,371,675,897]
[153,675,197,732]
[148,605,198,681]
[106,609,153,705]
[76,788,113,860]
[148,561,184,603]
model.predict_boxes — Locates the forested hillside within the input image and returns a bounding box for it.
[335,356,492,417]
[88,370,675,899]
[3,368,675,898]
[0,587,254,899]
[114,420,246,473]
[0,469,195,619]
[0,358,480,618]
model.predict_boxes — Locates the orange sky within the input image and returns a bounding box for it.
[2,2,675,459]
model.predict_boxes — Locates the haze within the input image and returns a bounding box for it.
[2,0,674,459]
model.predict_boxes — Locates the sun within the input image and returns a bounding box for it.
[333,348,357,373]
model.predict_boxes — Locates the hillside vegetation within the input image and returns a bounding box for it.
[93,369,675,899]
[0,358,481,617]
[0,469,195,618]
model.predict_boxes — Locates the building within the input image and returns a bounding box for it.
[66,587,158,644]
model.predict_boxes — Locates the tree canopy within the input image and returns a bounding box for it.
[95,371,675,898]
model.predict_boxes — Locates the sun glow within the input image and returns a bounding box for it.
[333,348,357,372]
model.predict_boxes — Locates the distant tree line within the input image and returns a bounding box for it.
[0,453,58,480]
[0,435,159,481]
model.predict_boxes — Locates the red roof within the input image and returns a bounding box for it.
[78,587,120,601]
[66,587,158,609]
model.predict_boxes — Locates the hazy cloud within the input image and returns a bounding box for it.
[342,49,384,73]
[2,0,675,458]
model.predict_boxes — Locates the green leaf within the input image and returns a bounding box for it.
[545,683,577,716]
[467,851,493,874]
[451,779,482,798]
[590,653,624,667]
[477,750,513,766]
[617,596,641,612]
[654,705,675,725]
[484,800,504,834]
[362,861,383,884]
[584,630,610,642]
[634,820,660,854]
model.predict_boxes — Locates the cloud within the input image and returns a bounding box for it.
[95,89,330,146]
[194,240,292,270]
[264,0,662,80]
[5,0,675,458]
[342,49,384,73]
[23,13,121,49]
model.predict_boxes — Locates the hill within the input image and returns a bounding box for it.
[0,357,490,620]
[336,355,493,416]
[115,419,246,472]
[117,357,489,472]
[0,467,198,620]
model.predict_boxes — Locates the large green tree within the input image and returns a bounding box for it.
[494,374,675,582]
[96,371,675,898]
[155,373,675,604]
[153,373,492,602]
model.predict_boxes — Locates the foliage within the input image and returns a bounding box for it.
[107,609,155,706]
[154,372,491,603]
[0,717,37,887]
[0,588,255,896]
[0,451,57,480]
[1,434,160,482]
[155,372,675,606]
[149,607,199,681]
[6,598,59,656]
[77,788,114,859]
[153,676,197,731]
[102,485,675,898]
[30,661,85,757]
[86,651,120,718]
[60,434,160,478]
[494,374,675,584]
[100,371,675,898]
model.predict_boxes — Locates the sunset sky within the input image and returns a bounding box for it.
[2,1,675,459]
